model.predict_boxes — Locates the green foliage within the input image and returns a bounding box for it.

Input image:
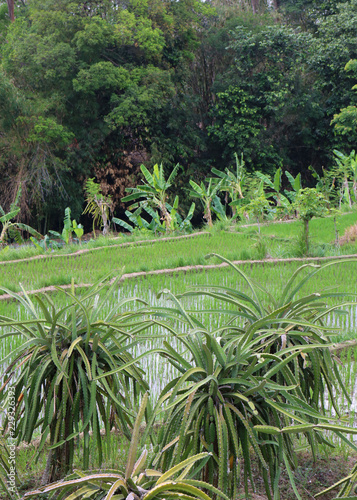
[149,256,357,499]
[208,87,263,168]
[0,430,12,497]
[294,187,329,254]
[83,178,113,236]
[189,178,223,227]
[114,197,195,235]
[24,394,228,500]
[209,23,313,173]
[294,188,329,223]
[309,165,337,207]
[48,207,84,245]
[0,276,151,483]
[285,172,302,203]
[256,168,292,217]
[0,186,42,248]
[122,163,181,232]
[317,460,357,498]
[333,149,357,206]
[211,196,232,223]
[234,194,272,227]
[73,62,131,96]
[331,58,357,138]
[212,152,245,217]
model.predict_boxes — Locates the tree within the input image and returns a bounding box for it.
[333,149,357,206]
[0,0,212,231]
[294,188,329,254]
[212,152,246,217]
[208,22,316,174]
[0,278,151,483]
[0,70,73,230]
[189,177,223,227]
[6,0,14,21]
[122,163,180,232]
[307,0,357,156]
[276,0,341,28]
[331,58,357,142]
[83,178,113,236]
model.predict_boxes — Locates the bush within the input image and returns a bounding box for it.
[0,276,151,483]
[24,394,230,500]
[148,256,357,499]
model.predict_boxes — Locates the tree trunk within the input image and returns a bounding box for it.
[161,203,172,232]
[251,0,259,13]
[204,202,213,228]
[344,177,352,208]
[7,0,15,21]
[334,216,339,247]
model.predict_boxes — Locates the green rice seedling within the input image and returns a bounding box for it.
[0,275,152,484]
[252,234,268,259]
[24,394,230,500]
[239,249,252,260]
[1,216,357,295]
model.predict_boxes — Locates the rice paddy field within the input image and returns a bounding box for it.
[0,211,357,294]
[1,213,357,498]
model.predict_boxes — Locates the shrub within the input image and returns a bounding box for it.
[148,256,357,499]
[0,276,151,484]
[23,394,230,500]
[294,188,329,254]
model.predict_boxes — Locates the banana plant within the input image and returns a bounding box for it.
[0,186,42,248]
[212,152,245,217]
[211,195,231,222]
[284,171,302,203]
[334,149,357,206]
[0,275,152,484]
[350,151,357,202]
[256,168,292,217]
[114,197,195,234]
[114,206,166,234]
[232,194,271,230]
[308,165,337,207]
[122,164,180,232]
[189,178,223,227]
[30,234,61,252]
[24,394,229,500]
[48,207,84,245]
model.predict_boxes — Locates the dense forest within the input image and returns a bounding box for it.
[1,0,357,232]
